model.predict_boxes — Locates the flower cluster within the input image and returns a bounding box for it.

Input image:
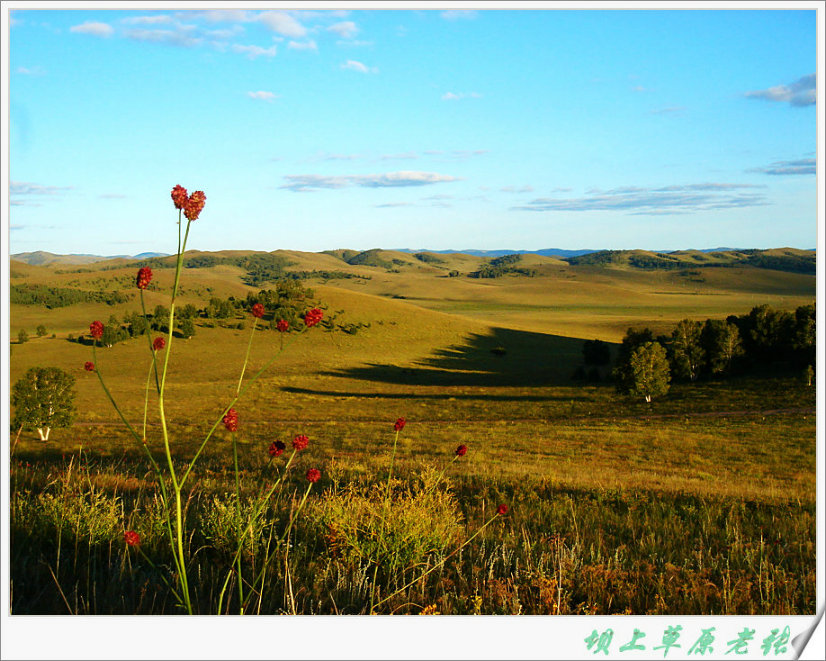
[171,185,188,210]
[306,468,321,483]
[136,267,153,290]
[90,321,104,340]
[124,530,141,547]
[292,434,309,451]
[268,440,285,457]
[303,308,323,327]
[184,190,206,221]
[455,444,468,457]
[153,337,166,351]
[251,303,265,319]
[276,319,290,333]
[84,361,95,372]
[394,417,406,432]
[222,408,239,432]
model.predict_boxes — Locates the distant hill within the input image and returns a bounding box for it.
[564,248,816,274]
[11,251,169,266]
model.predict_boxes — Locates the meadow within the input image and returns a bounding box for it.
[8,246,817,615]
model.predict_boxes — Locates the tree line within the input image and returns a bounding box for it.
[577,303,816,402]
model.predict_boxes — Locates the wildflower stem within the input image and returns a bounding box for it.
[139,290,160,392]
[155,214,194,615]
[142,356,155,442]
[236,317,258,395]
[179,334,297,489]
[232,432,245,614]
[370,426,401,613]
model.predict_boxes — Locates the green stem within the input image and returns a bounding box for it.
[142,356,155,442]
[179,333,297,489]
[232,432,245,614]
[370,426,401,612]
[155,213,193,615]
[140,290,160,392]
[237,317,258,394]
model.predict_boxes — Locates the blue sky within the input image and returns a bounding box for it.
[6,6,819,255]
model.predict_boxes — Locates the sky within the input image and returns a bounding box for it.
[5,4,821,256]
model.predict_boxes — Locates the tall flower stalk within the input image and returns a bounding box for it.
[90,185,325,614]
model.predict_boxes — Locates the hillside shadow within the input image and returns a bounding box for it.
[299,327,615,392]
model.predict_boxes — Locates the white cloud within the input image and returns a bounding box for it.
[194,10,251,23]
[11,181,72,206]
[288,40,317,51]
[441,10,478,20]
[122,15,173,25]
[70,21,114,37]
[651,106,686,115]
[257,11,307,37]
[247,91,277,101]
[749,158,816,176]
[745,73,815,107]
[341,59,377,74]
[16,66,45,76]
[281,171,461,192]
[441,91,482,101]
[125,27,201,48]
[381,152,418,161]
[327,21,358,39]
[232,43,277,58]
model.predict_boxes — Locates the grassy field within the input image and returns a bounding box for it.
[7,250,817,614]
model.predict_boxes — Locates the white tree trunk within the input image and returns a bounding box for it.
[37,427,51,441]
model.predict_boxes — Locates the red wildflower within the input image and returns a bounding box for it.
[303,307,323,327]
[89,321,104,340]
[251,303,265,318]
[124,530,141,547]
[153,336,166,351]
[276,319,289,333]
[306,468,321,483]
[455,444,468,457]
[496,504,509,516]
[223,408,238,432]
[292,434,309,451]
[268,440,286,457]
[184,190,206,221]
[84,361,95,372]
[171,184,188,210]
[136,267,153,290]
[394,417,406,432]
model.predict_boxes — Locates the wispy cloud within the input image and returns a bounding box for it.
[441,10,478,20]
[257,11,307,38]
[288,39,317,51]
[125,26,201,48]
[327,21,358,39]
[232,43,277,58]
[122,14,174,25]
[441,91,482,101]
[99,193,127,199]
[247,90,277,101]
[500,185,534,194]
[749,158,816,176]
[11,181,72,206]
[281,171,461,192]
[375,202,415,208]
[513,183,768,215]
[341,59,377,74]
[381,152,418,161]
[70,21,114,37]
[15,66,46,76]
[745,73,815,107]
[651,106,686,115]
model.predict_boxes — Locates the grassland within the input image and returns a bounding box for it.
[8,248,817,614]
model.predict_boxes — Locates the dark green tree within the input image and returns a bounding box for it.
[36,324,47,337]
[17,329,28,344]
[701,319,743,375]
[11,367,76,441]
[615,341,671,403]
[670,319,704,382]
[583,339,611,367]
[178,318,195,339]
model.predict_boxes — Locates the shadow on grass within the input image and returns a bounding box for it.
[313,327,616,389]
